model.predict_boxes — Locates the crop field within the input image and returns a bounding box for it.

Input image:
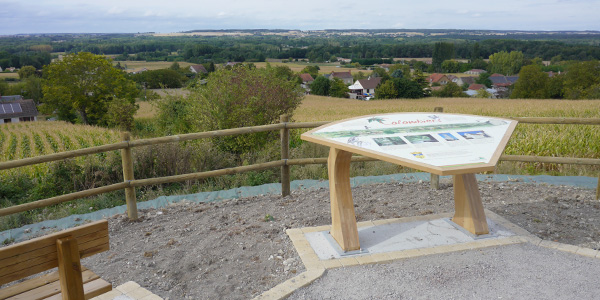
[253,62,363,75]
[294,96,600,175]
[0,73,18,79]
[0,121,121,176]
[112,60,195,72]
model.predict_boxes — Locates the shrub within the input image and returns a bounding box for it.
[186,65,303,154]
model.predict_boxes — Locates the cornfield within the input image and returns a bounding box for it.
[0,121,121,177]
[295,96,600,175]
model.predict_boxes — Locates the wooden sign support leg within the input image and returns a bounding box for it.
[452,173,489,235]
[328,147,360,251]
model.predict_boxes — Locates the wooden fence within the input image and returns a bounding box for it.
[0,114,599,220]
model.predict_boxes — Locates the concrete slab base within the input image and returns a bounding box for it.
[287,210,536,270]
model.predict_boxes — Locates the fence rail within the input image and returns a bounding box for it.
[0,114,599,219]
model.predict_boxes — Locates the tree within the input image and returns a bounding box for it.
[169,62,181,71]
[106,97,139,131]
[371,67,390,82]
[432,42,454,72]
[310,76,330,96]
[475,73,492,88]
[376,80,398,99]
[441,60,460,73]
[329,78,348,98]
[488,51,524,75]
[18,66,37,79]
[24,77,43,103]
[42,52,138,125]
[475,89,492,98]
[301,65,320,79]
[394,77,424,99]
[132,69,185,89]
[390,69,404,78]
[563,60,600,99]
[185,66,303,153]
[510,65,549,99]
[433,82,464,98]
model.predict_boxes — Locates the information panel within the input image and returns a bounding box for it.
[302,113,517,175]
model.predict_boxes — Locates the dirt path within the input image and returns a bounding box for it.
[82,181,599,299]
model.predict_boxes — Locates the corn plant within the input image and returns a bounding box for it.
[20,134,31,158]
[32,132,45,155]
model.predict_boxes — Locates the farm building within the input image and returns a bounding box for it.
[190,64,208,74]
[464,69,487,75]
[0,99,39,124]
[299,73,314,93]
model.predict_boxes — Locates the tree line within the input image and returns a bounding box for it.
[2,33,600,69]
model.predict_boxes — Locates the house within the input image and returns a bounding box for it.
[189,64,208,74]
[0,99,38,124]
[299,73,314,93]
[465,84,498,98]
[464,69,487,75]
[506,76,519,84]
[446,75,465,86]
[427,73,449,85]
[378,64,393,72]
[0,95,24,102]
[129,68,147,74]
[337,57,352,64]
[461,76,476,86]
[0,67,2,72]
[348,77,382,99]
[489,75,510,88]
[225,62,241,68]
[468,83,486,91]
[330,71,354,85]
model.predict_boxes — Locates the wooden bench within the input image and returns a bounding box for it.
[0,220,112,300]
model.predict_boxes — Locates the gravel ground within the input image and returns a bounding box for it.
[81,181,600,299]
[288,243,600,300]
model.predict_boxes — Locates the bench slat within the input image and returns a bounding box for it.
[0,235,109,285]
[0,267,91,300]
[0,220,107,262]
[43,278,112,300]
[1,269,101,300]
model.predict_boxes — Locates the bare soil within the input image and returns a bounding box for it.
[82,181,600,299]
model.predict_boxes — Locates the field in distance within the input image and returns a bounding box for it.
[112,60,195,72]
[294,96,600,175]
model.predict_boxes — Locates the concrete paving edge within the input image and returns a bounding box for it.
[252,268,326,300]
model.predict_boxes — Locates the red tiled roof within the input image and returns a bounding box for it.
[299,73,314,82]
[490,73,504,77]
[427,73,448,83]
[468,83,486,90]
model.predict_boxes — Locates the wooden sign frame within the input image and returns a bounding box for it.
[301,113,518,251]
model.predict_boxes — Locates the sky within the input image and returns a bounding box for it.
[1,0,600,35]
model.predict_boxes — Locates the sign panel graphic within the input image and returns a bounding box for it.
[302,113,517,174]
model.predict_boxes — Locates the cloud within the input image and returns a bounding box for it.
[107,7,125,15]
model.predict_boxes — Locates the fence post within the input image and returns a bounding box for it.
[596,174,599,200]
[430,107,443,190]
[280,115,291,197]
[120,132,138,220]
